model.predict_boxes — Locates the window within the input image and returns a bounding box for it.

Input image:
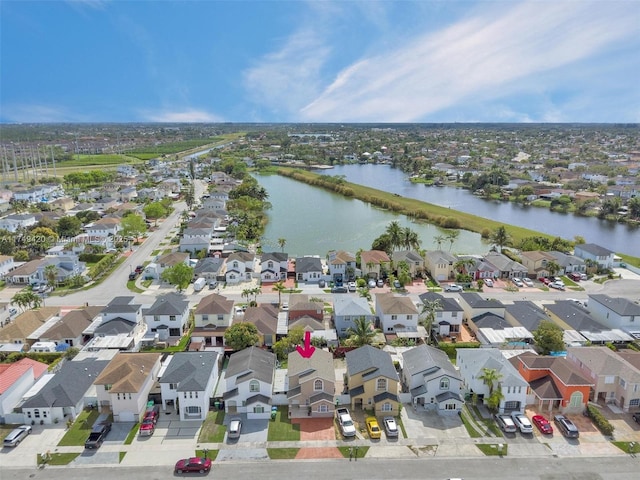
[250,380,260,392]
[117,393,121,400]
[440,378,449,390]
[27,411,32,419]
[377,378,387,391]
[437,312,443,318]
[169,383,177,390]
[185,406,201,415]
[183,392,187,399]
[105,384,112,391]
[314,379,323,391]
[629,399,640,407]
[202,315,209,322]
[381,402,392,412]
[620,378,626,388]
[452,311,458,318]
[319,404,328,413]
[154,315,159,322]
[34,409,40,418]
[407,315,413,320]
[569,391,583,408]
[391,315,397,320]
[169,315,176,322]
[217,315,224,321]
[445,403,457,410]
[605,376,615,384]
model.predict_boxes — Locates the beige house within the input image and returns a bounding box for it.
[424,250,457,281]
[192,293,234,348]
[287,348,335,418]
[520,251,556,278]
[93,352,162,422]
[360,250,391,279]
[345,345,400,416]
[0,307,61,349]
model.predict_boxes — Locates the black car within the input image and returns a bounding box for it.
[128,272,139,281]
[331,286,348,293]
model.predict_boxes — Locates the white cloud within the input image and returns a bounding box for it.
[142,109,223,123]
[299,1,640,122]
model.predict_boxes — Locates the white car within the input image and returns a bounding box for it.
[483,278,494,287]
[522,278,534,287]
[445,284,463,292]
[549,281,566,290]
[511,412,534,434]
[512,278,524,288]
[348,282,357,292]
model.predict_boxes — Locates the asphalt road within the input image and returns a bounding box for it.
[2,456,639,480]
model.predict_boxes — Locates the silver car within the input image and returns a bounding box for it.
[228,417,242,440]
[3,425,32,447]
[495,414,517,433]
[511,412,533,434]
[383,416,399,437]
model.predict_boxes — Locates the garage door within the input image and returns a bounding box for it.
[119,411,136,422]
[504,401,520,411]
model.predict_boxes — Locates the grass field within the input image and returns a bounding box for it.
[63,154,143,167]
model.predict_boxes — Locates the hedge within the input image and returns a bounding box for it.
[585,404,614,436]
[437,342,481,359]
[79,253,107,263]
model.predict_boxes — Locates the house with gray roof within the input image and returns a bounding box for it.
[223,347,276,419]
[143,293,190,339]
[159,351,220,421]
[345,345,400,415]
[225,251,255,285]
[327,250,357,283]
[333,296,375,338]
[482,251,528,279]
[19,356,110,425]
[287,348,335,418]
[417,292,463,338]
[470,312,534,347]
[294,256,323,283]
[548,250,586,274]
[457,348,529,414]
[424,250,456,281]
[457,293,505,322]
[566,346,640,412]
[402,345,463,414]
[375,293,419,336]
[260,251,288,283]
[193,257,224,281]
[574,243,616,269]
[505,301,585,347]
[392,250,425,278]
[588,294,640,335]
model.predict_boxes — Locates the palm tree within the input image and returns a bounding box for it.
[402,227,420,250]
[277,238,287,252]
[490,226,511,252]
[241,288,252,305]
[478,367,503,396]
[434,234,446,250]
[272,281,286,306]
[454,258,476,275]
[445,230,460,252]
[420,299,442,344]
[385,221,403,251]
[44,264,58,287]
[546,261,561,278]
[345,317,376,347]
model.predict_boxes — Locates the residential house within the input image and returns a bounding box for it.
[417,292,463,338]
[38,306,103,349]
[143,293,190,339]
[193,293,234,348]
[287,348,335,418]
[392,250,425,278]
[520,251,557,278]
[84,217,121,241]
[510,351,594,413]
[85,296,146,351]
[424,250,456,281]
[159,352,220,421]
[566,347,640,412]
[574,243,616,270]
[295,256,323,283]
[50,197,75,212]
[345,345,400,415]
[360,250,391,280]
[193,257,224,282]
[588,294,640,335]
[548,251,586,274]
[0,213,37,232]
[333,296,376,338]
[260,252,288,283]
[402,345,464,414]
[457,293,505,323]
[36,255,86,285]
[225,251,255,285]
[148,251,190,280]
[470,312,533,348]
[93,352,162,422]
[505,301,586,347]
[0,358,48,424]
[179,227,212,255]
[375,293,419,336]
[19,356,111,425]
[288,294,324,331]
[0,307,61,350]
[237,304,279,347]
[223,346,276,419]
[457,348,529,414]
[482,251,528,279]
[118,187,138,203]
[0,255,15,278]
[327,250,357,284]
[6,259,45,285]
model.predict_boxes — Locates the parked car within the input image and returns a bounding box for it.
[128,272,138,281]
[281,302,289,310]
[383,416,399,437]
[365,416,382,439]
[208,280,218,289]
[445,284,463,292]
[532,414,553,434]
[393,279,402,289]
[135,265,144,273]
[554,414,579,438]
[511,412,534,434]
[522,278,534,287]
[319,279,326,288]
[549,281,566,290]
[174,457,212,474]
[568,272,582,281]
[540,277,551,285]
[512,278,524,288]
[228,417,242,439]
[348,282,357,292]
[332,286,348,293]
[3,425,32,447]
[495,414,517,433]
[483,278,493,287]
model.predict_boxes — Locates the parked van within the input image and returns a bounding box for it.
[193,277,206,292]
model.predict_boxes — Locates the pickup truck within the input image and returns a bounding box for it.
[85,421,111,449]
[336,407,356,437]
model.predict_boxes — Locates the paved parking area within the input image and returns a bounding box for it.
[400,406,468,441]
[293,417,335,440]
[216,415,269,461]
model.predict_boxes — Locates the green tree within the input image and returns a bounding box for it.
[224,322,259,351]
[23,227,58,254]
[272,281,287,306]
[120,214,147,242]
[546,261,561,277]
[486,386,505,412]
[11,291,42,311]
[13,250,29,262]
[420,298,442,344]
[56,216,81,237]
[445,229,460,252]
[434,234,446,250]
[628,197,640,219]
[277,238,287,252]
[143,202,167,226]
[160,263,194,292]
[533,320,565,355]
[385,221,403,251]
[478,368,503,396]
[490,226,511,252]
[43,264,58,286]
[345,317,376,347]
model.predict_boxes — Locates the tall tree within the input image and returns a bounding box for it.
[420,298,442,344]
[478,368,503,396]
[445,230,460,252]
[272,281,286,306]
[224,322,259,351]
[345,317,376,347]
[533,320,565,355]
[277,238,287,252]
[490,226,511,252]
[434,234,446,250]
[43,264,58,286]
[143,202,167,226]
[385,221,403,251]
[402,227,420,250]
[120,214,147,242]
[56,216,81,237]
[160,263,194,292]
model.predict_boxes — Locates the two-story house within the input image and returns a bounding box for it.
[223,346,276,419]
[548,251,586,274]
[225,251,255,285]
[345,345,399,415]
[457,293,505,323]
[457,348,529,414]
[159,351,220,421]
[327,250,357,284]
[0,358,48,424]
[151,252,190,280]
[193,293,234,348]
[0,213,37,232]
[375,293,419,335]
[93,352,162,422]
[143,293,190,339]
[574,243,616,270]
[392,250,424,278]
[86,297,146,351]
[179,227,212,255]
[587,294,640,335]
[193,257,225,283]
[0,255,16,278]
[295,256,323,283]
[402,344,463,414]
[38,306,103,349]
[360,250,391,280]
[520,251,557,278]
[287,348,335,418]
[417,292,464,338]
[238,304,280,347]
[260,252,288,283]
[333,296,376,338]
[288,294,324,331]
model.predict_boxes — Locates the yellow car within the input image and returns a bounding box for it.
[365,416,382,439]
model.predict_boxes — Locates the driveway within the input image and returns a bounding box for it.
[401,406,469,441]
[293,417,335,440]
[215,415,269,462]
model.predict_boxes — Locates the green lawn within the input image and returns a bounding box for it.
[476,443,508,456]
[57,410,100,446]
[337,446,369,459]
[267,406,300,441]
[124,423,139,445]
[459,407,484,438]
[612,441,640,454]
[127,280,145,293]
[267,448,299,459]
[198,410,226,443]
[39,452,79,465]
[196,449,219,461]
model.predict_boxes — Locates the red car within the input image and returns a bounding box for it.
[174,457,212,474]
[540,277,551,285]
[532,414,553,434]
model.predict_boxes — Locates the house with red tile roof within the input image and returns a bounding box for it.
[0,358,49,422]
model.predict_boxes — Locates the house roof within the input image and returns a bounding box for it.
[288,348,334,383]
[261,252,288,263]
[459,293,504,310]
[392,250,423,263]
[360,250,390,265]
[0,307,61,342]
[545,301,634,342]
[346,345,399,381]
[472,312,510,329]
[227,251,254,263]
[195,293,234,315]
[521,251,556,262]
[21,357,110,408]
[548,251,585,268]
[376,293,418,315]
[425,250,457,264]
[512,352,593,386]
[418,292,463,312]
[588,294,640,316]
[159,352,219,391]
[144,293,189,316]
[225,346,275,385]
[457,348,528,387]
[9,258,45,277]
[240,304,279,335]
[333,296,372,317]
[568,347,640,384]
[402,344,460,381]
[93,352,161,393]
[94,317,137,335]
[194,257,224,276]
[295,256,323,273]
[41,306,103,340]
[288,315,325,331]
[483,252,527,272]
[529,376,563,400]
[575,243,614,257]
[327,250,356,265]
[289,294,323,312]
[157,251,189,266]
[505,301,551,330]
[0,357,48,394]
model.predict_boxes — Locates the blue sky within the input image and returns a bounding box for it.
[1,0,639,123]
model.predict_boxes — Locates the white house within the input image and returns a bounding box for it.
[294,256,323,283]
[417,292,464,337]
[574,243,616,270]
[223,347,276,419]
[333,295,376,338]
[588,294,640,335]
[224,252,255,285]
[0,213,37,232]
[143,293,190,340]
[260,252,288,283]
[0,358,48,424]
[374,293,419,335]
[327,250,357,283]
[159,352,220,421]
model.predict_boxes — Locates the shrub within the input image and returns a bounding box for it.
[481,228,491,239]
[586,404,614,436]
[441,217,461,228]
